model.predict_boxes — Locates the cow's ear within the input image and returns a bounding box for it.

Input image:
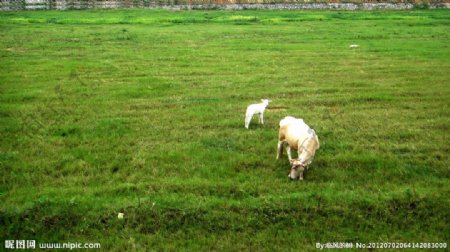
[289,159,294,164]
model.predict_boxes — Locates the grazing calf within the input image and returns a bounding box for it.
[276,116,320,180]
[245,99,271,129]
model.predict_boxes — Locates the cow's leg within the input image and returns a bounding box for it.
[276,141,283,160]
[286,146,292,160]
[260,113,264,124]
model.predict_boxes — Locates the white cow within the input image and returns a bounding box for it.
[276,116,320,180]
[245,99,271,129]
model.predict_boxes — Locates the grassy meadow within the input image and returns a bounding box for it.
[0,9,449,250]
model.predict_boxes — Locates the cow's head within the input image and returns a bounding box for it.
[288,159,305,180]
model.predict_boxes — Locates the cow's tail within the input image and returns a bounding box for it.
[312,129,320,149]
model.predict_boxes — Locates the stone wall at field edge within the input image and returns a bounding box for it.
[1,0,449,11]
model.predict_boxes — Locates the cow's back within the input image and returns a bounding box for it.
[279,116,311,150]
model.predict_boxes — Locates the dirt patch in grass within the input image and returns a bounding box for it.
[267,106,288,111]
[3,48,30,51]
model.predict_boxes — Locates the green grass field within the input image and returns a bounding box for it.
[1,9,449,250]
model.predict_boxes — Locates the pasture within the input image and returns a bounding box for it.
[0,9,449,250]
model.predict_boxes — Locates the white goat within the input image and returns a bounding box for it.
[245,99,271,129]
[276,116,320,180]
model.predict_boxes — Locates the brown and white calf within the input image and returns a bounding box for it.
[276,116,320,180]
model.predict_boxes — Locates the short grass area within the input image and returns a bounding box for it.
[0,9,449,250]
